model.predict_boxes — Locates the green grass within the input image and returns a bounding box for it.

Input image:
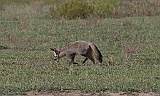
[0,3,160,95]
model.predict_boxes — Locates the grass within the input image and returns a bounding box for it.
[0,2,160,95]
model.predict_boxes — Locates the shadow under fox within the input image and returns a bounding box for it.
[50,41,102,64]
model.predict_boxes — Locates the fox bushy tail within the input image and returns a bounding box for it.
[89,43,102,63]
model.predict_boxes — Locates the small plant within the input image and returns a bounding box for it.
[92,0,119,18]
[48,0,119,19]
[42,0,65,4]
[9,0,33,4]
[0,0,5,11]
[0,0,37,11]
[49,0,94,20]
[111,1,160,17]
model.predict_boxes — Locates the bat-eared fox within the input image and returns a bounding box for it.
[50,41,102,64]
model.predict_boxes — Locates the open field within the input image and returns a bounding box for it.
[0,1,160,95]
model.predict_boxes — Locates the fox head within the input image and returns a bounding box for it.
[50,48,60,60]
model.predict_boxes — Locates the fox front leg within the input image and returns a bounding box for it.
[69,54,78,64]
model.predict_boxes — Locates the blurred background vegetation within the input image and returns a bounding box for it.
[0,0,160,20]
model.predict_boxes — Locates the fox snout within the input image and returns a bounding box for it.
[54,58,58,60]
[53,57,60,62]
[53,55,58,60]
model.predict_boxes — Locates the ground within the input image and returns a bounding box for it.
[8,90,159,96]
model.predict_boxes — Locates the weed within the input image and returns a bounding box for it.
[111,1,160,17]
[92,0,119,18]
[49,0,94,19]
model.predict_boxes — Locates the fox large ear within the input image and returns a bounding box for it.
[50,48,60,54]
[50,48,56,51]
[50,48,59,51]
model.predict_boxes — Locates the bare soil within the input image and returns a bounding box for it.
[21,90,160,96]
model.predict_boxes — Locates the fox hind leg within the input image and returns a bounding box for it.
[82,54,95,64]
[87,55,95,64]
[82,58,88,64]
